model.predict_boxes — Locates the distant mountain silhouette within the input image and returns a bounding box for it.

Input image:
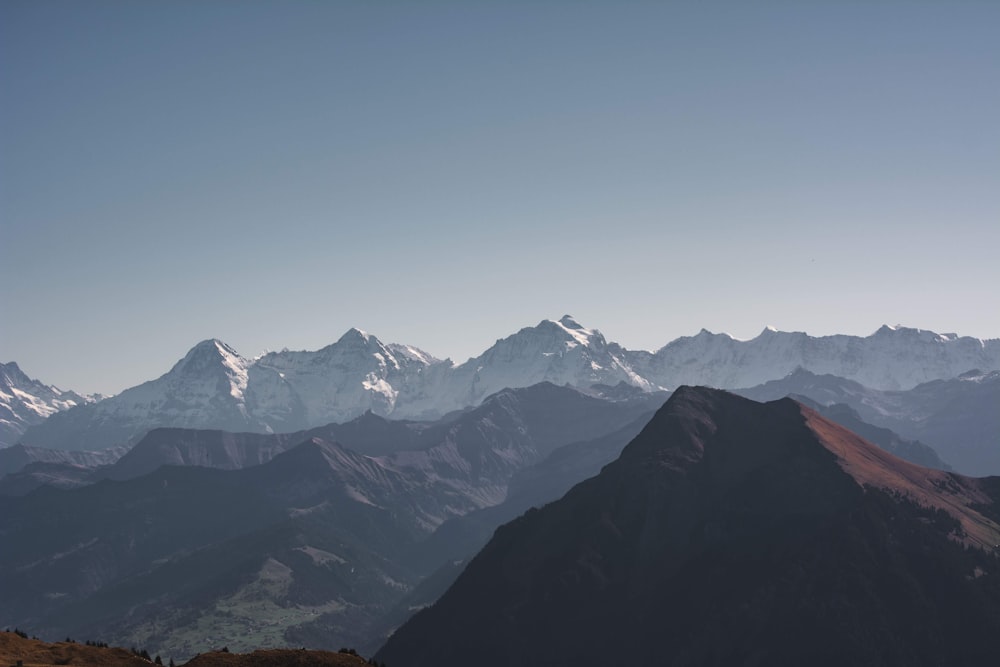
[376,387,1000,667]
[738,368,1000,474]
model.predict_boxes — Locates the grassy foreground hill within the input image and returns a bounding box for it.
[0,631,378,667]
[0,630,149,667]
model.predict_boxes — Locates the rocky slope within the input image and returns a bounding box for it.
[376,387,1000,667]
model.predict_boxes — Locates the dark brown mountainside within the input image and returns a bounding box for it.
[376,387,1000,667]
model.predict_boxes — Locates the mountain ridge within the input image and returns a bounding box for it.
[15,318,1000,451]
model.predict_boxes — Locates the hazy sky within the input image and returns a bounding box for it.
[2,0,998,395]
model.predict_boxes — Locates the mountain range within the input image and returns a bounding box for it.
[4,318,998,664]
[376,387,1000,667]
[14,317,1000,452]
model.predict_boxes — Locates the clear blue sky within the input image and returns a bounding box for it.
[2,0,998,395]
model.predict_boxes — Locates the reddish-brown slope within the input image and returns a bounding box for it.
[803,405,1000,549]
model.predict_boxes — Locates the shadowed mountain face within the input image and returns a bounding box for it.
[376,387,1000,667]
[0,443,125,477]
[0,438,431,661]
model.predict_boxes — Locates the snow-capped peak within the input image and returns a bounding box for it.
[549,315,601,349]
[0,361,100,446]
[447,315,653,405]
[171,339,247,382]
[337,327,373,345]
[167,339,249,402]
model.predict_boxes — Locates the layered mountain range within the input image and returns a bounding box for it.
[0,384,664,659]
[4,380,998,662]
[15,317,1000,452]
[376,387,1000,667]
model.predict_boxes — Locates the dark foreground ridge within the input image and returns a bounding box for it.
[376,386,1000,667]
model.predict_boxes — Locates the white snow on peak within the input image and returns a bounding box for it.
[874,324,965,345]
[551,315,598,347]
[638,325,1000,391]
[386,343,440,366]
[217,343,250,401]
[338,327,372,344]
[171,339,250,401]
